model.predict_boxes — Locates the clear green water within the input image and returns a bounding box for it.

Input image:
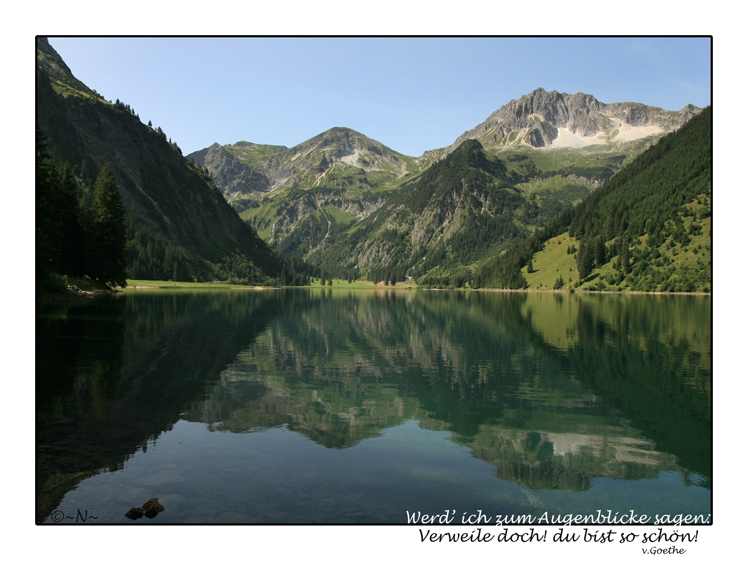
[36,289,711,524]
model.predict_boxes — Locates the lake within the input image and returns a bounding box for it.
[36,288,711,524]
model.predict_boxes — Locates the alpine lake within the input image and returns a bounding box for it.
[36,287,711,525]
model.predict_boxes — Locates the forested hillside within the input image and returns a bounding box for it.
[36,37,308,289]
[474,106,712,293]
[305,139,586,285]
[36,126,129,290]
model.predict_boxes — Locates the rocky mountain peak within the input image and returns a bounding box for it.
[289,127,388,162]
[186,126,413,203]
[448,89,701,153]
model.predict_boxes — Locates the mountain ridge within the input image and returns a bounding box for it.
[189,126,418,201]
[189,88,701,280]
[36,37,284,281]
[446,87,701,153]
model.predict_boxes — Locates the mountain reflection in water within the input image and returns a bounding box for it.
[36,289,711,523]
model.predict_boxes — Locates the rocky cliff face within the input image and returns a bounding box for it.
[448,88,701,151]
[188,142,282,201]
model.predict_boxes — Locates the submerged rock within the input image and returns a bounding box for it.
[142,498,166,518]
[125,507,145,520]
[125,498,165,520]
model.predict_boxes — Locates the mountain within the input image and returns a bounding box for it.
[192,88,701,282]
[474,106,712,293]
[190,127,416,201]
[36,37,283,282]
[446,87,700,152]
[308,139,535,283]
[187,141,288,201]
[187,127,424,257]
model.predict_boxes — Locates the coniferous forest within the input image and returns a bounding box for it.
[36,125,127,291]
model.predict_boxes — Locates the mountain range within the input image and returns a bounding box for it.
[36,36,708,290]
[187,87,701,282]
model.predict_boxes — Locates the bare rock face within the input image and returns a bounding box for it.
[189,142,277,201]
[448,88,702,151]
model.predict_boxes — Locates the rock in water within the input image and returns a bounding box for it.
[125,507,145,520]
[142,498,165,518]
[125,498,165,520]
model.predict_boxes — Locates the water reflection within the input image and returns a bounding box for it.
[36,289,711,523]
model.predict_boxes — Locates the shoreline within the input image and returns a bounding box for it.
[36,287,122,303]
[124,284,711,296]
[39,279,712,300]
[483,288,711,296]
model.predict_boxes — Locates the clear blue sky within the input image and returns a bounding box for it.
[47,37,711,158]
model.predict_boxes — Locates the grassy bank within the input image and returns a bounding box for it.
[125,279,244,289]
[124,278,419,290]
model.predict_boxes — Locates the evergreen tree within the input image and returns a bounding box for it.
[36,124,60,280]
[87,165,127,286]
[576,238,595,281]
[594,236,606,268]
[56,164,84,275]
[620,236,631,276]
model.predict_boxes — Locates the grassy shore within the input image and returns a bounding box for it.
[124,278,419,290]
[125,279,246,289]
[61,277,709,295]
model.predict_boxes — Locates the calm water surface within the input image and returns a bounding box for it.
[36,289,711,524]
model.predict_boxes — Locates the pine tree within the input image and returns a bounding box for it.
[36,124,60,280]
[576,238,595,281]
[594,236,606,268]
[620,236,631,276]
[56,164,84,275]
[88,165,127,286]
